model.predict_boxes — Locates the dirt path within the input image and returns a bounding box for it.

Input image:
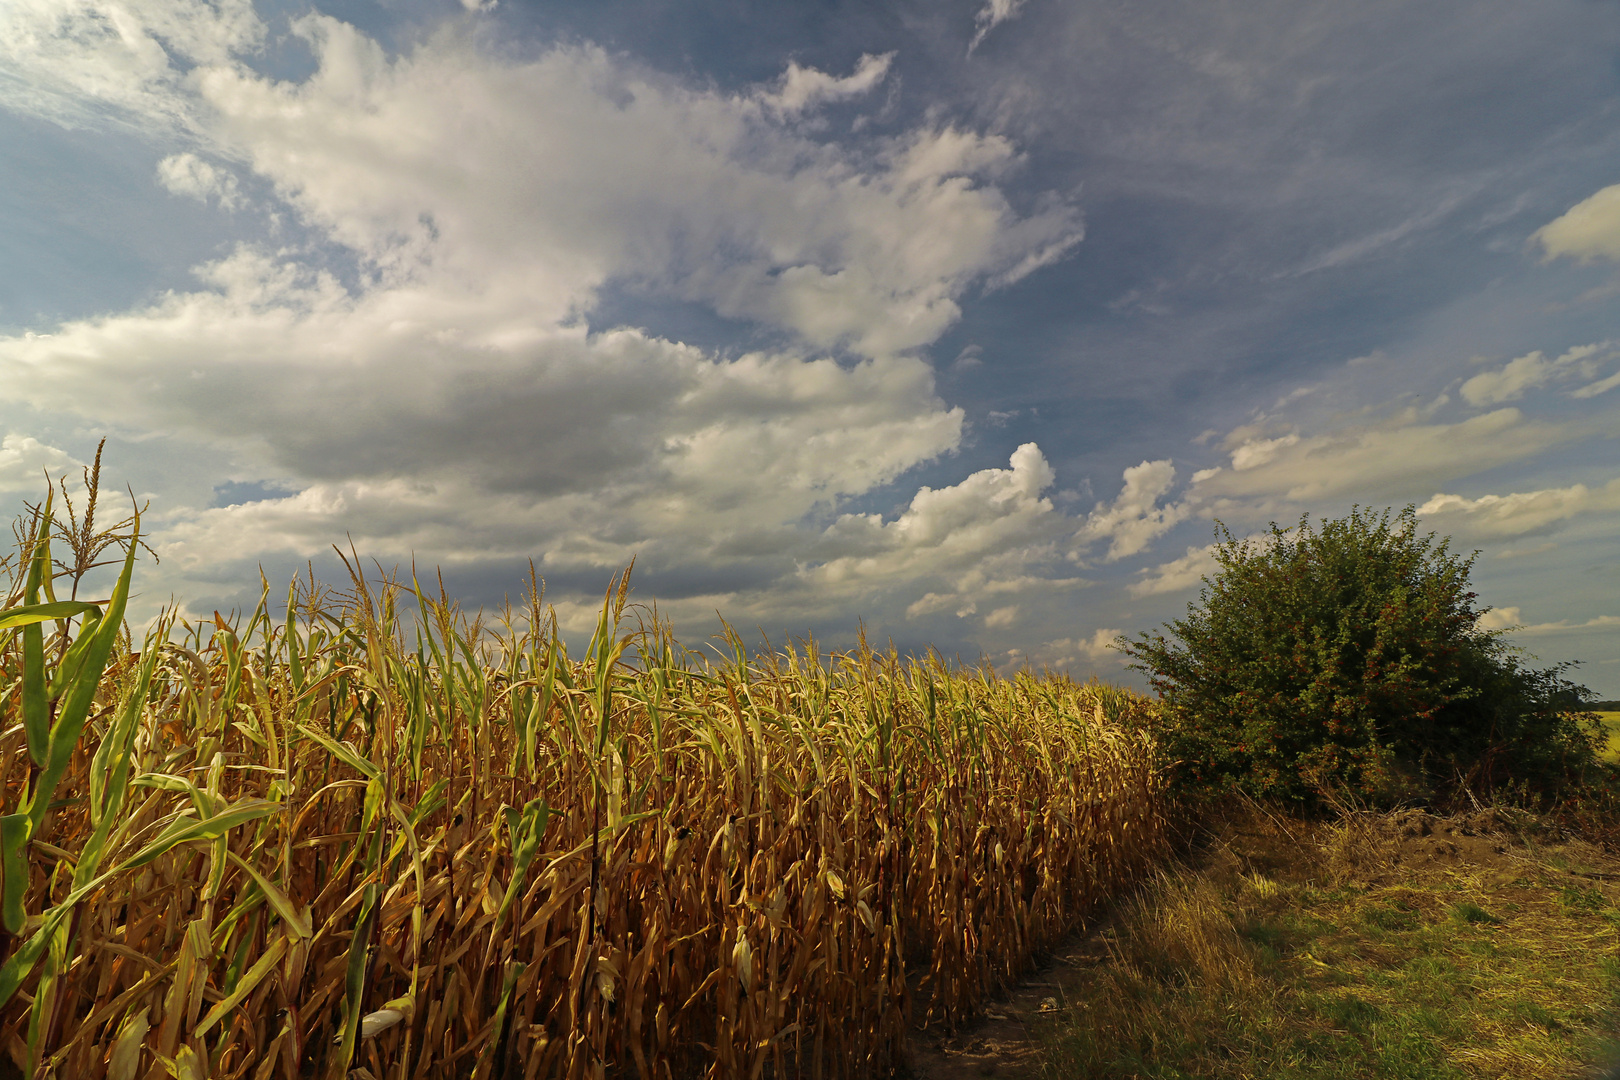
[904,910,1124,1079]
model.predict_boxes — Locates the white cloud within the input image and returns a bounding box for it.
[1418,478,1620,537]
[1195,408,1575,503]
[1572,369,1620,399]
[1128,543,1218,597]
[4,12,1080,359]
[1077,459,1186,561]
[0,434,78,493]
[175,20,1076,359]
[1508,615,1620,635]
[969,0,1028,55]
[0,0,263,134]
[984,604,1019,628]
[1076,627,1123,659]
[1476,606,1520,630]
[1229,433,1299,471]
[1458,342,1612,406]
[156,152,240,209]
[808,442,1062,588]
[0,9,1098,628]
[761,52,894,116]
[1021,628,1124,670]
[1534,183,1620,263]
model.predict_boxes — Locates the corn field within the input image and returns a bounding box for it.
[0,496,1169,1079]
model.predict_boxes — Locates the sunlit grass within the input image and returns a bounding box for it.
[1593,712,1620,764]
[1037,807,1620,1080]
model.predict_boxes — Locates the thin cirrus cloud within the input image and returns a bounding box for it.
[1190,408,1579,503]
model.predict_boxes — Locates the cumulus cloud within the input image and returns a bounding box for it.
[1016,628,1124,671]
[17,306,966,572]
[1459,342,1614,406]
[809,442,1062,588]
[1074,627,1123,659]
[1076,459,1187,561]
[1534,184,1620,263]
[4,13,1081,359]
[1128,543,1218,597]
[0,8,1096,628]
[181,20,1076,358]
[1418,478,1620,537]
[156,152,240,209]
[984,604,1019,628]
[0,434,77,493]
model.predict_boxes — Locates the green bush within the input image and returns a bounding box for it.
[1121,506,1600,805]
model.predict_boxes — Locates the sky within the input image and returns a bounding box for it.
[1,0,1618,693]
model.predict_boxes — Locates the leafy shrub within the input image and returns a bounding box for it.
[1121,506,1600,805]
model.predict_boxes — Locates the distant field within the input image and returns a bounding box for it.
[1597,711,1620,763]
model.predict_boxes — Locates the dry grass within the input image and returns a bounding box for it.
[0,515,1170,1079]
[1037,803,1620,1080]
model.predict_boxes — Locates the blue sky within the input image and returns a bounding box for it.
[2,0,1618,692]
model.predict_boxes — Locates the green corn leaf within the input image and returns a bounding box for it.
[286,583,306,694]
[221,854,309,939]
[131,773,215,820]
[0,795,284,1009]
[87,638,162,833]
[494,798,549,929]
[26,529,141,836]
[408,778,450,826]
[193,936,288,1038]
[46,607,105,702]
[223,850,311,940]
[330,881,380,1080]
[121,799,284,872]
[294,723,380,780]
[0,814,29,934]
[0,600,107,633]
[473,960,526,1080]
[19,497,52,766]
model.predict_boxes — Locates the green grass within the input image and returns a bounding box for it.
[1037,808,1620,1080]
[1595,712,1620,764]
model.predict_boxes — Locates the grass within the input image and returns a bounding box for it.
[1595,712,1620,764]
[0,479,1173,1079]
[1035,804,1620,1080]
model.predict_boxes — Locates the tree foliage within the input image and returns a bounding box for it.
[1121,506,1599,805]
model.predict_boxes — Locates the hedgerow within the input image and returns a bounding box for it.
[1121,506,1600,805]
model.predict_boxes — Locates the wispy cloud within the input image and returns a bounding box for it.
[1459,342,1615,406]
[968,0,1028,55]
[1419,478,1620,538]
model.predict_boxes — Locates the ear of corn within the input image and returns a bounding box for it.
[0,544,1169,1078]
